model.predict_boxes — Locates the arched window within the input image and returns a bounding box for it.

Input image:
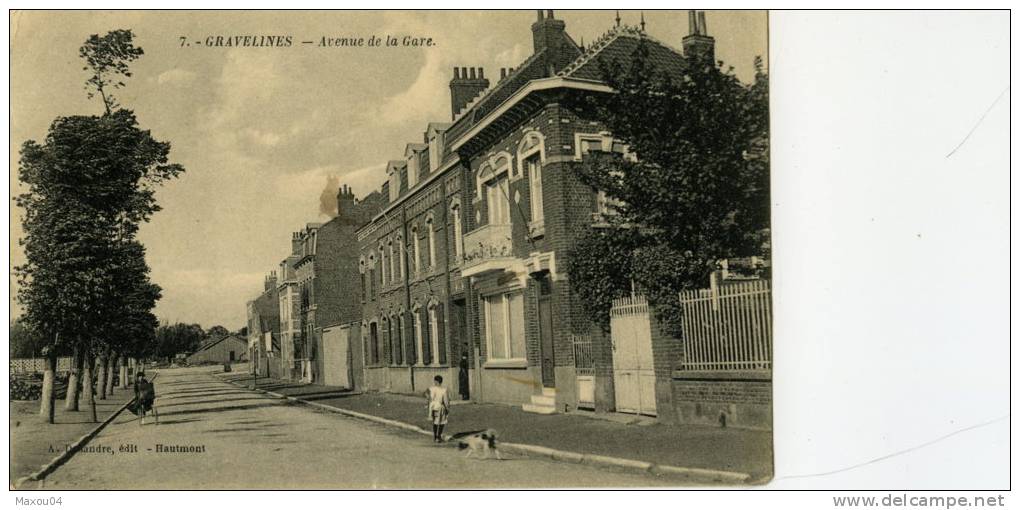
[395,235,404,279]
[387,240,396,284]
[410,226,420,275]
[391,313,403,365]
[450,200,463,261]
[425,214,436,269]
[412,303,425,366]
[379,243,387,285]
[518,132,546,234]
[428,302,440,367]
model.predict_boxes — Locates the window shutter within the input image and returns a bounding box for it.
[437,303,447,365]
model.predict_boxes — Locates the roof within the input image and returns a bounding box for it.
[192,334,246,354]
[559,25,687,81]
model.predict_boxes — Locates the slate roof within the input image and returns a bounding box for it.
[560,26,688,81]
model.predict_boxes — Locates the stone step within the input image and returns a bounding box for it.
[542,387,556,397]
[522,403,557,415]
[530,394,556,407]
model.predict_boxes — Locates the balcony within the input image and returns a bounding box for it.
[462,223,517,277]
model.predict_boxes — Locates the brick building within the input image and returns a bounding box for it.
[247,272,281,378]
[255,185,384,383]
[353,11,703,412]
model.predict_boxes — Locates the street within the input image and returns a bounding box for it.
[36,367,680,489]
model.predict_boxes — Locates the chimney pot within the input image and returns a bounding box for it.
[478,68,484,79]
[453,67,460,79]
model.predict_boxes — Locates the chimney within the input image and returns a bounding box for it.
[682,10,715,64]
[291,231,302,254]
[449,66,490,120]
[336,183,357,220]
[531,9,566,55]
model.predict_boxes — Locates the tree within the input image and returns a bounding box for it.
[15,29,183,422]
[9,318,44,359]
[206,325,230,339]
[79,29,144,115]
[566,40,769,337]
[154,323,204,363]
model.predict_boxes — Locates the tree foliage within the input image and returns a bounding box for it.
[79,29,144,114]
[566,40,770,336]
[15,29,183,419]
[154,323,205,363]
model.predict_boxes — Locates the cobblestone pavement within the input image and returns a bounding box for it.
[32,367,686,489]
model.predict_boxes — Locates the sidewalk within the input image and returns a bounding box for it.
[220,372,772,481]
[10,387,136,484]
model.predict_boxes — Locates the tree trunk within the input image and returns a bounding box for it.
[120,358,129,389]
[64,346,82,411]
[39,352,57,424]
[105,354,118,396]
[84,355,97,423]
[97,353,108,400]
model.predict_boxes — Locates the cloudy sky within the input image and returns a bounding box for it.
[10,10,766,329]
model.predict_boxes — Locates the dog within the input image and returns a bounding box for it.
[452,429,502,460]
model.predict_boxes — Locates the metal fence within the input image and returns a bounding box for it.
[678,279,772,371]
[571,334,595,409]
[10,357,73,374]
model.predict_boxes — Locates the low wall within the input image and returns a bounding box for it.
[476,365,539,406]
[669,370,772,430]
[10,357,73,374]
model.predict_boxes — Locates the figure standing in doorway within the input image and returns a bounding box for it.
[458,346,470,400]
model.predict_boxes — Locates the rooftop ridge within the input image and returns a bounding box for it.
[558,24,648,77]
[452,49,546,124]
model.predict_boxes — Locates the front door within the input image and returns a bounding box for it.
[538,276,555,387]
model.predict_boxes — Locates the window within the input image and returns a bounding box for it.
[411,227,420,275]
[413,307,425,366]
[525,154,544,228]
[369,321,379,365]
[396,235,404,280]
[229,351,235,362]
[407,152,419,187]
[388,165,401,202]
[379,244,387,285]
[486,177,510,225]
[429,304,440,366]
[426,216,436,269]
[392,315,403,365]
[484,292,526,362]
[429,132,443,171]
[451,203,463,260]
[388,241,396,283]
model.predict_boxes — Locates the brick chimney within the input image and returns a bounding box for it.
[682,10,715,64]
[265,271,277,292]
[336,183,357,220]
[291,231,302,254]
[449,66,489,120]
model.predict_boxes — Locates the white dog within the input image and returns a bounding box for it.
[454,429,502,460]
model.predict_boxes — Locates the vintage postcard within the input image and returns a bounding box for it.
[9,9,771,489]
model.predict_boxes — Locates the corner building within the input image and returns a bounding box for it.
[356,11,702,412]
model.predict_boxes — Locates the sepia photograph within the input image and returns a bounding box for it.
[9,9,773,489]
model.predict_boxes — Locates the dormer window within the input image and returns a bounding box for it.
[429,132,443,172]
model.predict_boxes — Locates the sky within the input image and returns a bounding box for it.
[9,10,767,329]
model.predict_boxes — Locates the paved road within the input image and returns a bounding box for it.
[35,367,681,489]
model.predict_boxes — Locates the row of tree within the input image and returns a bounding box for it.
[565,42,770,337]
[14,30,185,424]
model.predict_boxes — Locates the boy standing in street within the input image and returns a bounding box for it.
[425,375,449,442]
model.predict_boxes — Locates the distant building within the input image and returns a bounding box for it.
[247,272,281,377]
[272,185,384,383]
[187,334,248,365]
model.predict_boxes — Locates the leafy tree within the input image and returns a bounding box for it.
[206,325,230,339]
[79,29,144,114]
[566,40,769,337]
[9,318,44,359]
[15,29,183,422]
[154,323,204,363]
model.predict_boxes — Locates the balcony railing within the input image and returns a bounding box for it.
[462,223,515,277]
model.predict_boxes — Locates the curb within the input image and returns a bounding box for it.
[219,376,752,484]
[14,378,153,489]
